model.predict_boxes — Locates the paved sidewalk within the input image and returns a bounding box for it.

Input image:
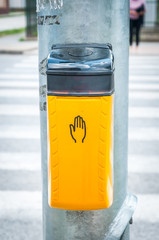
[0,15,26,32]
[0,33,38,54]
[130,42,159,55]
[0,38,158,55]
[0,13,37,54]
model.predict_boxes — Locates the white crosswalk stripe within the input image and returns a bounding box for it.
[0,125,40,139]
[0,104,39,115]
[129,128,159,141]
[128,155,159,173]
[0,89,39,97]
[0,81,39,87]
[0,191,42,218]
[129,107,159,119]
[4,68,38,74]
[133,194,159,222]
[129,83,159,90]
[130,65,159,69]
[130,75,159,81]
[129,91,159,99]
[0,152,41,170]
[0,74,38,79]
[129,107,159,118]
[14,63,37,68]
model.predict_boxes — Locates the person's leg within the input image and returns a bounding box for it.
[130,20,133,46]
[133,20,137,47]
[136,20,141,46]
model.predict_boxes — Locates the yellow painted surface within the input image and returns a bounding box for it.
[47,96,113,210]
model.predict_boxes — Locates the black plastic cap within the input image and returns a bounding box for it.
[47,44,115,96]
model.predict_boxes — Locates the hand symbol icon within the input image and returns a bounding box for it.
[70,116,86,143]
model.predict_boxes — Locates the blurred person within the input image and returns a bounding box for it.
[130,0,146,48]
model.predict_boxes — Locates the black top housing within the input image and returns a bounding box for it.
[47,44,114,97]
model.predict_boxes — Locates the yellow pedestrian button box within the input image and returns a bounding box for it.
[47,44,114,210]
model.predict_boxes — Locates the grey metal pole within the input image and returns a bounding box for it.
[37,1,137,239]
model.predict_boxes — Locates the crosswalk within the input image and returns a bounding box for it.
[129,56,159,240]
[0,53,159,239]
[0,54,42,239]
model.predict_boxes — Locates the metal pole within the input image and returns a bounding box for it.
[37,1,137,239]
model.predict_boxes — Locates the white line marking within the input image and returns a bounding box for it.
[130,65,159,69]
[133,194,159,222]
[0,125,40,139]
[129,75,159,81]
[0,152,41,171]
[14,63,37,68]
[129,92,159,100]
[0,104,39,116]
[130,56,159,60]
[21,56,37,60]
[128,155,159,173]
[129,128,159,140]
[129,107,159,118]
[0,191,42,219]
[4,68,38,74]
[129,83,159,90]
[0,81,39,88]
[0,89,39,97]
[0,74,38,80]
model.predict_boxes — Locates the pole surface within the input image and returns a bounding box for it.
[37,1,130,239]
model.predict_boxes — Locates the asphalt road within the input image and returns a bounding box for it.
[0,48,159,239]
